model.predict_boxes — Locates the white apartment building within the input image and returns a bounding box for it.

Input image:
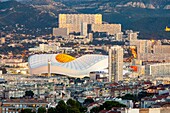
[145,63,170,76]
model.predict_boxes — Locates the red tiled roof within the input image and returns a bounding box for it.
[87,102,98,107]
[99,110,108,113]
[153,102,170,107]
[110,83,119,87]
[143,81,153,85]
[143,93,169,101]
[147,86,157,89]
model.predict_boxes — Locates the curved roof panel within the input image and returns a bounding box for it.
[28,54,108,77]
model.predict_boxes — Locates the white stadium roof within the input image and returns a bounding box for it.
[28,54,108,77]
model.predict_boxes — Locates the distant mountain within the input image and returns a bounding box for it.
[0,1,57,28]
[59,0,170,10]
[0,0,170,39]
[60,0,170,39]
[127,17,170,39]
[0,0,77,28]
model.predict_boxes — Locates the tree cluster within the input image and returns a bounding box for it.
[24,90,34,98]
[118,92,154,102]
[83,98,94,106]
[38,99,87,113]
[118,94,138,102]
[90,101,126,113]
[53,99,87,113]
[20,99,126,113]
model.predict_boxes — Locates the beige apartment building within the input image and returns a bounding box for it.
[59,14,102,34]
[130,40,154,54]
[139,53,170,62]
[91,24,121,35]
[145,63,170,76]
[121,107,170,113]
[58,14,121,36]
[153,45,170,54]
[128,32,139,41]
[53,28,67,37]
[130,40,162,53]
[129,40,166,61]
[108,46,123,82]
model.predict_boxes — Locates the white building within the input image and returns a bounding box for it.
[29,44,60,52]
[145,63,170,76]
[28,54,108,78]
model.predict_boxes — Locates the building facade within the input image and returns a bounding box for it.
[145,63,170,76]
[91,24,121,35]
[128,32,139,41]
[153,45,170,54]
[53,28,68,37]
[28,54,108,77]
[59,14,102,34]
[1,99,47,113]
[135,41,170,62]
[115,32,123,41]
[108,46,123,82]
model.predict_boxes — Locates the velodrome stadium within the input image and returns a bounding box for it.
[28,54,108,77]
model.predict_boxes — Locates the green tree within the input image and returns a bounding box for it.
[47,107,56,113]
[138,91,154,100]
[101,101,126,110]
[67,107,80,113]
[83,98,94,106]
[79,105,87,113]
[90,106,100,113]
[56,100,68,113]
[66,99,87,113]
[25,90,34,98]
[66,99,77,107]
[38,107,46,113]
[75,101,87,113]
[120,94,138,102]
[20,108,35,113]
[55,99,87,113]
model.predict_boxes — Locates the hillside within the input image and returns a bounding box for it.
[0,1,57,28]
[61,0,170,10]
[128,17,170,39]
[0,0,170,39]
[60,0,170,39]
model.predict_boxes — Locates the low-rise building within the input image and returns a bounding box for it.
[1,99,48,113]
[145,63,170,76]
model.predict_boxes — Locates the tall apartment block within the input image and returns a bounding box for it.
[153,45,170,54]
[91,24,121,35]
[130,40,158,57]
[129,40,170,62]
[58,14,121,36]
[108,46,123,82]
[115,32,123,41]
[59,14,102,34]
[128,32,139,41]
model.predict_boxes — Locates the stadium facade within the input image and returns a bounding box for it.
[28,54,108,77]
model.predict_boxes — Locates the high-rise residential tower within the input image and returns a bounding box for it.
[59,14,102,34]
[108,46,123,82]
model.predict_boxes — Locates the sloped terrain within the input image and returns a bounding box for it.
[0,0,170,39]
